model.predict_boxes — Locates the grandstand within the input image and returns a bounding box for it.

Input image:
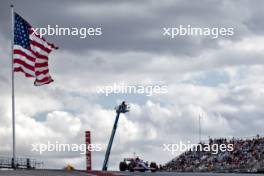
[0,156,43,169]
[164,135,264,173]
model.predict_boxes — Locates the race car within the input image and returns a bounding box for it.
[119,157,157,172]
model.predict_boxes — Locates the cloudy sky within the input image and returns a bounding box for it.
[0,0,264,170]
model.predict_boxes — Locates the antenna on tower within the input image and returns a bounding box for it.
[199,114,201,142]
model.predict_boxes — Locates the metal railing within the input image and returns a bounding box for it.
[0,156,43,169]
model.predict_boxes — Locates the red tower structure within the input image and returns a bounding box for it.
[85,131,92,171]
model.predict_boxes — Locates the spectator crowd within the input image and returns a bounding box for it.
[164,135,264,172]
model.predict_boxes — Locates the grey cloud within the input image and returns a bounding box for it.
[0,0,260,55]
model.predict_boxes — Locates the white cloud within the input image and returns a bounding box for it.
[0,0,264,171]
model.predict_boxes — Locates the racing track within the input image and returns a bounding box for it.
[115,171,263,176]
[0,170,263,176]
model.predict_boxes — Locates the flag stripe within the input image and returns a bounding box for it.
[36,76,51,83]
[34,76,53,86]
[30,49,48,60]
[35,62,48,67]
[13,54,35,66]
[14,67,35,77]
[14,59,35,71]
[13,50,35,63]
[35,69,49,76]
[30,32,58,49]
[35,66,49,72]
[30,44,49,57]
[37,72,50,80]
[30,40,51,54]
[30,35,54,51]
[13,45,36,58]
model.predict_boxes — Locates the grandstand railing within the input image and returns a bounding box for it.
[0,156,43,169]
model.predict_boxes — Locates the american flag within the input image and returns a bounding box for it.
[13,13,58,86]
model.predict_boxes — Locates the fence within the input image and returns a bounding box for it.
[0,156,43,169]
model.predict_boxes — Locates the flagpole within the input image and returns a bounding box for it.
[10,4,16,169]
